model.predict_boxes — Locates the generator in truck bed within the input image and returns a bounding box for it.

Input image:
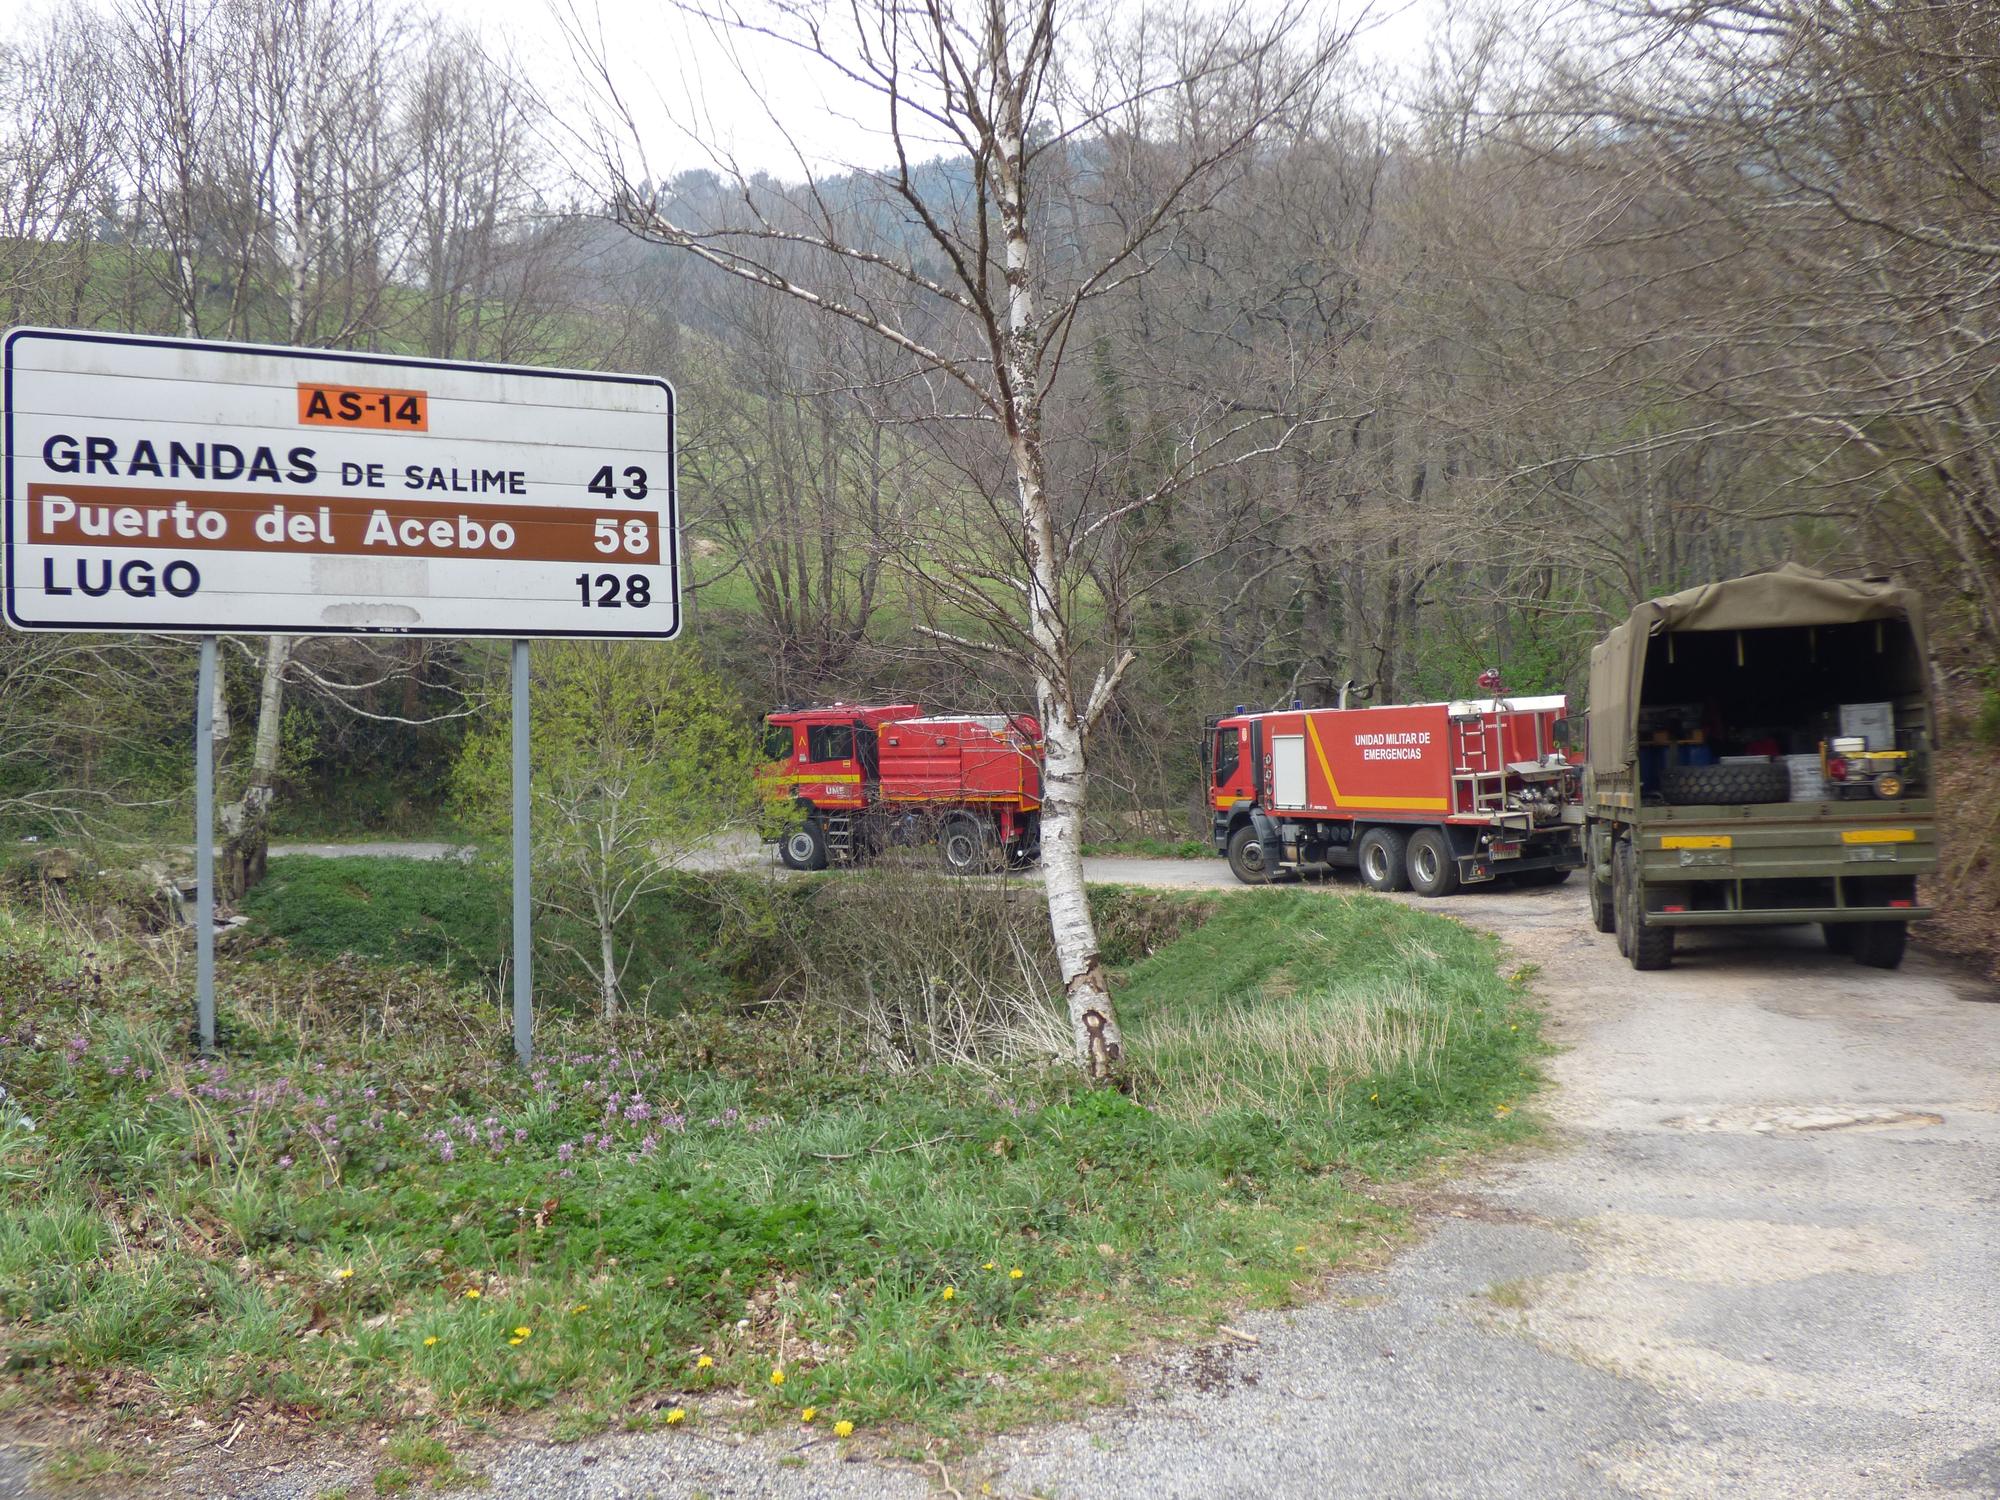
[759,703,1043,873]
[1207,696,1585,894]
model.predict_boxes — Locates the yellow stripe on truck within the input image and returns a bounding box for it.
[1841,828,1915,844]
[1660,834,1732,850]
[761,772,862,785]
[1302,716,1450,813]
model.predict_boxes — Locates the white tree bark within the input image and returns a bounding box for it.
[994,66,1123,1078]
[598,915,619,1023]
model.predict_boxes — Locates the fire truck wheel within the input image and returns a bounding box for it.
[1226,824,1271,884]
[1406,828,1459,897]
[1853,920,1907,970]
[939,814,989,875]
[1356,827,1410,893]
[779,821,829,871]
[1822,921,1856,954]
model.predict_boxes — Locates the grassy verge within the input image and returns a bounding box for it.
[0,874,1541,1470]
[1081,836,1210,860]
[239,855,747,1012]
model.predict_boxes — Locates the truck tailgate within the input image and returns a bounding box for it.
[1637,799,1935,923]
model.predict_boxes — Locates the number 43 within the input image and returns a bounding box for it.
[588,464,648,499]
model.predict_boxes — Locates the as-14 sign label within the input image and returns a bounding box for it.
[3,329,678,638]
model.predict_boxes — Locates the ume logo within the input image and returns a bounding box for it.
[1354,729,1430,762]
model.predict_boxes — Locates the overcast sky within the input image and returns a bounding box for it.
[509,0,1446,179]
[5,0,1455,180]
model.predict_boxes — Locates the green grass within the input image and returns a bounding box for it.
[239,855,746,1012]
[0,874,1541,1457]
[1080,836,1210,860]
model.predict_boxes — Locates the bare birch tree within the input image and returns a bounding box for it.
[568,0,1348,1078]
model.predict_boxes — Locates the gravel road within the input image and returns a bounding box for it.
[12,859,1997,1499]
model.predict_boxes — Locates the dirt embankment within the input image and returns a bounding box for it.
[1921,696,2000,980]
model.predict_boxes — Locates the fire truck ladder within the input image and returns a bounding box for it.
[1450,713,1509,814]
[823,814,856,864]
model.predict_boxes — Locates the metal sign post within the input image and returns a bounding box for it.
[194,635,217,1054]
[511,639,533,1067]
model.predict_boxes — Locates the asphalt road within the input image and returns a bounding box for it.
[14,859,1999,1498]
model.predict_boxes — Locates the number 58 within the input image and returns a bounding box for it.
[593,518,652,555]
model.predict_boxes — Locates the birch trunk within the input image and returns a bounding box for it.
[598,917,619,1023]
[995,75,1123,1082]
[219,635,289,901]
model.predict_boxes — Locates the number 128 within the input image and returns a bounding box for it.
[575,573,652,608]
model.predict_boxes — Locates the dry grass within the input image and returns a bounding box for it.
[1136,974,1453,1119]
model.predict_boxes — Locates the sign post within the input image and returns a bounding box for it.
[511,639,532,1067]
[4,329,680,1064]
[194,635,217,1054]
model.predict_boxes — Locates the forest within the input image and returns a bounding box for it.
[3,0,1997,981]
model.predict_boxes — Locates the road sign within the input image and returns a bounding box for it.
[3,328,679,638]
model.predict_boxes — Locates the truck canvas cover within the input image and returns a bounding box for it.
[1587,564,1929,770]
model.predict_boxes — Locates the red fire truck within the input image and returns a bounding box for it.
[1207,695,1584,894]
[760,703,1043,873]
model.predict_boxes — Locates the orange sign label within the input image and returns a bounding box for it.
[298,383,428,431]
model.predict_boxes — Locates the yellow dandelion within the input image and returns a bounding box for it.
[941,1286,956,1301]
[1293,1244,1307,1254]
[695,1355,714,1370]
[1009,1267,1024,1280]
[801,1406,817,1424]
[833,1419,854,1438]
[572,1303,589,1314]
[508,1337,524,1346]
[423,1336,439,1347]
[335,1267,354,1281]
[463,1288,482,1300]
[513,1326,532,1339]
[665,1407,687,1425]
[982,1261,996,1271]
[1509,1023,1519,1031]
[769,1368,786,1387]
[1369,1093,1379,1102]
[1494,1104,1513,1117]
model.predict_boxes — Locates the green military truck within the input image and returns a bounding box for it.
[1580,566,1937,971]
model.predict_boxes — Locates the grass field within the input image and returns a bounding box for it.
[0,870,1542,1481]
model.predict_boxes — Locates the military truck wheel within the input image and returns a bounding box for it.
[1822,922,1856,955]
[779,821,828,871]
[1612,842,1634,956]
[1226,824,1272,884]
[1357,827,1410,893]
[1661,762,1789,806]
[939,814,989,875]
[1617,843,1675,970]
[1513,867,1572,888]
[1589,859,1616,934]
[1406,828,1459,898]
[1853,920,1907,970]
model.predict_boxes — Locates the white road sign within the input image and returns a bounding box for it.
[3,328,679,638]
